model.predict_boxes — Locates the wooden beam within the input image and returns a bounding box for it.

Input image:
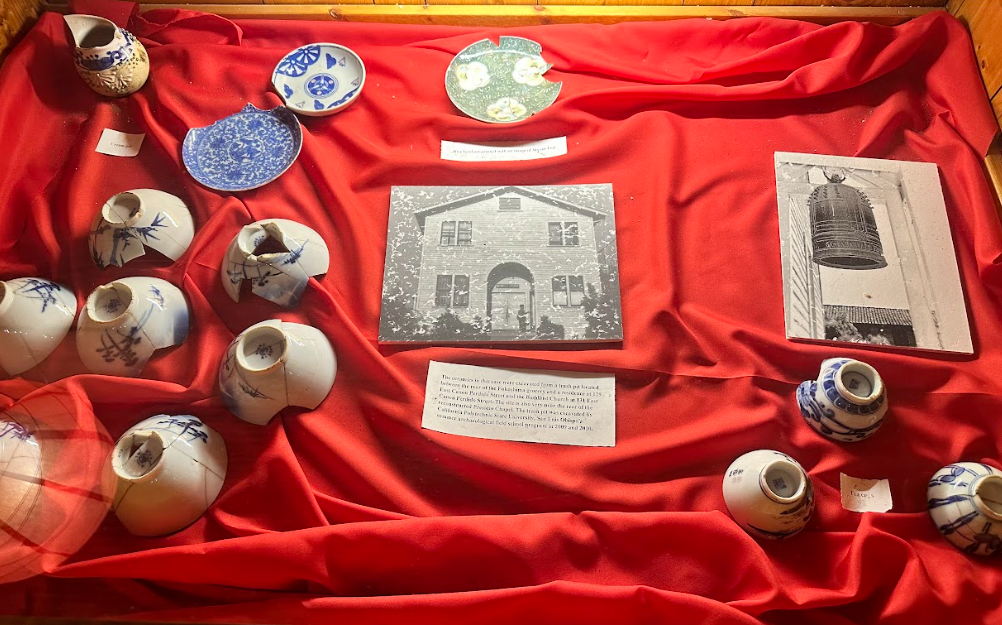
[1,0,45,58]
[122,0,949,5]
[121,4,940,26]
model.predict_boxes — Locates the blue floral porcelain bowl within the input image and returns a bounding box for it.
[182,103,303,192]
[272,43,366,117]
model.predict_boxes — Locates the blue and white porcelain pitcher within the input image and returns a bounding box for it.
[64,14,149,97]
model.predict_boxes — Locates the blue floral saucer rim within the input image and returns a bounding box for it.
[271,42,366,117]
[182,103,303,192]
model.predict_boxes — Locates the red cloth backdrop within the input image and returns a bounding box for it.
[1,1,1001,622]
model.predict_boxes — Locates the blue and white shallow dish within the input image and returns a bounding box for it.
[182,104,303,192]
[928,462,1002,556]
[797,358,887,443]
[272,43,366,117]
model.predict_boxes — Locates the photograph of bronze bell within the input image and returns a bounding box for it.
[808,172,887,270]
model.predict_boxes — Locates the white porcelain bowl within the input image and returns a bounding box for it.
[76,277,190,377]
[0,277,77,376]
[219,319,337,425]
[110,415,227,537]
[89,189,194,269]
[221,218,329,308]
[928,462,1002,556]
[272,43,365,117]
[722,449,815,540]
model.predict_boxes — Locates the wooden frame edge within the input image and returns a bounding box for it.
[110,4,943,26]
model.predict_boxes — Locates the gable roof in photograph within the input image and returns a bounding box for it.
[414,186,607,229]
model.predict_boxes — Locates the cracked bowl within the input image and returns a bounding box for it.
[110,415,227,536]
[76,277,190,377]
[89,189,194,269]
[221,218,329,308]
[0,277,77,376]
[219,319,337,425]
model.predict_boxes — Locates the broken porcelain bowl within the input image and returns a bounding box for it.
[89,189,195,269]
[110,415,227,536]
[219,319,337,425]
[221,218,329,308]
[76,277,190,377]
[0,277,77,376]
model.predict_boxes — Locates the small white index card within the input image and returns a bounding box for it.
[96,129,145,157]
[422,361,615,446]
[840,473,893,513]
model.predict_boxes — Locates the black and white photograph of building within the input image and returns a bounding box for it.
[775,152,972,354]
[379,184,623,344]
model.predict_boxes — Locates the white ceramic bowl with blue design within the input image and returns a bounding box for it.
[272,43,366,117]
[722,449,815,540]
[219,319,337,425]
[0,277,77,376]
[797,358,887,443]
[928,462,1002,556]
[111,415,227,536]
[89,189,194,269]
[76,277,190,377]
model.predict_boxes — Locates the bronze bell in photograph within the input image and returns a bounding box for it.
[808,173,887,270]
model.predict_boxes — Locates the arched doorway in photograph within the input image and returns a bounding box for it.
[486,263,534,337]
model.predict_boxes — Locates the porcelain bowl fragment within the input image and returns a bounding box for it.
[722,449,815,540]
[182,103,303,192]
[272,43,366,117]
[928,462,1002,556]
[797,357,887,442]
[219,319,337,425]
[89,189,194,269]
[110,415,227,536]
[0,277,77,376]
[76,277,190,377]
[221,218,329,308]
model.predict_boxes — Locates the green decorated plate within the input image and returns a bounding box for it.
[445,37,562,124]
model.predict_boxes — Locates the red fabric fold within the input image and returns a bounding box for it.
[1,1,1001,622]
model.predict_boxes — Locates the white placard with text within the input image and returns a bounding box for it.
[840,473,893,513]
[422,361,615,446]
[96,129,146,157]
[440,137,567,162]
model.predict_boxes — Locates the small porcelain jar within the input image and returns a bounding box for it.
[0,277,77,376]
[76,277,190,377]
[219,320,337,425]
[110,415,227,537]
[722,449,815,540]
[797,358,887,442]
[221,219,329,308]
[928,462,1002,556]
[64,15,149,97]
[89,189,194,269]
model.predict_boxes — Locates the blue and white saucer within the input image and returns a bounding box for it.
[272,43,365,117]
[182,104,303,192]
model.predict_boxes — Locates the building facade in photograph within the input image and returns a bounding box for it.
[412,186,609,339]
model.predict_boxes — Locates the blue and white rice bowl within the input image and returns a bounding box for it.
[272,43,366,117]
